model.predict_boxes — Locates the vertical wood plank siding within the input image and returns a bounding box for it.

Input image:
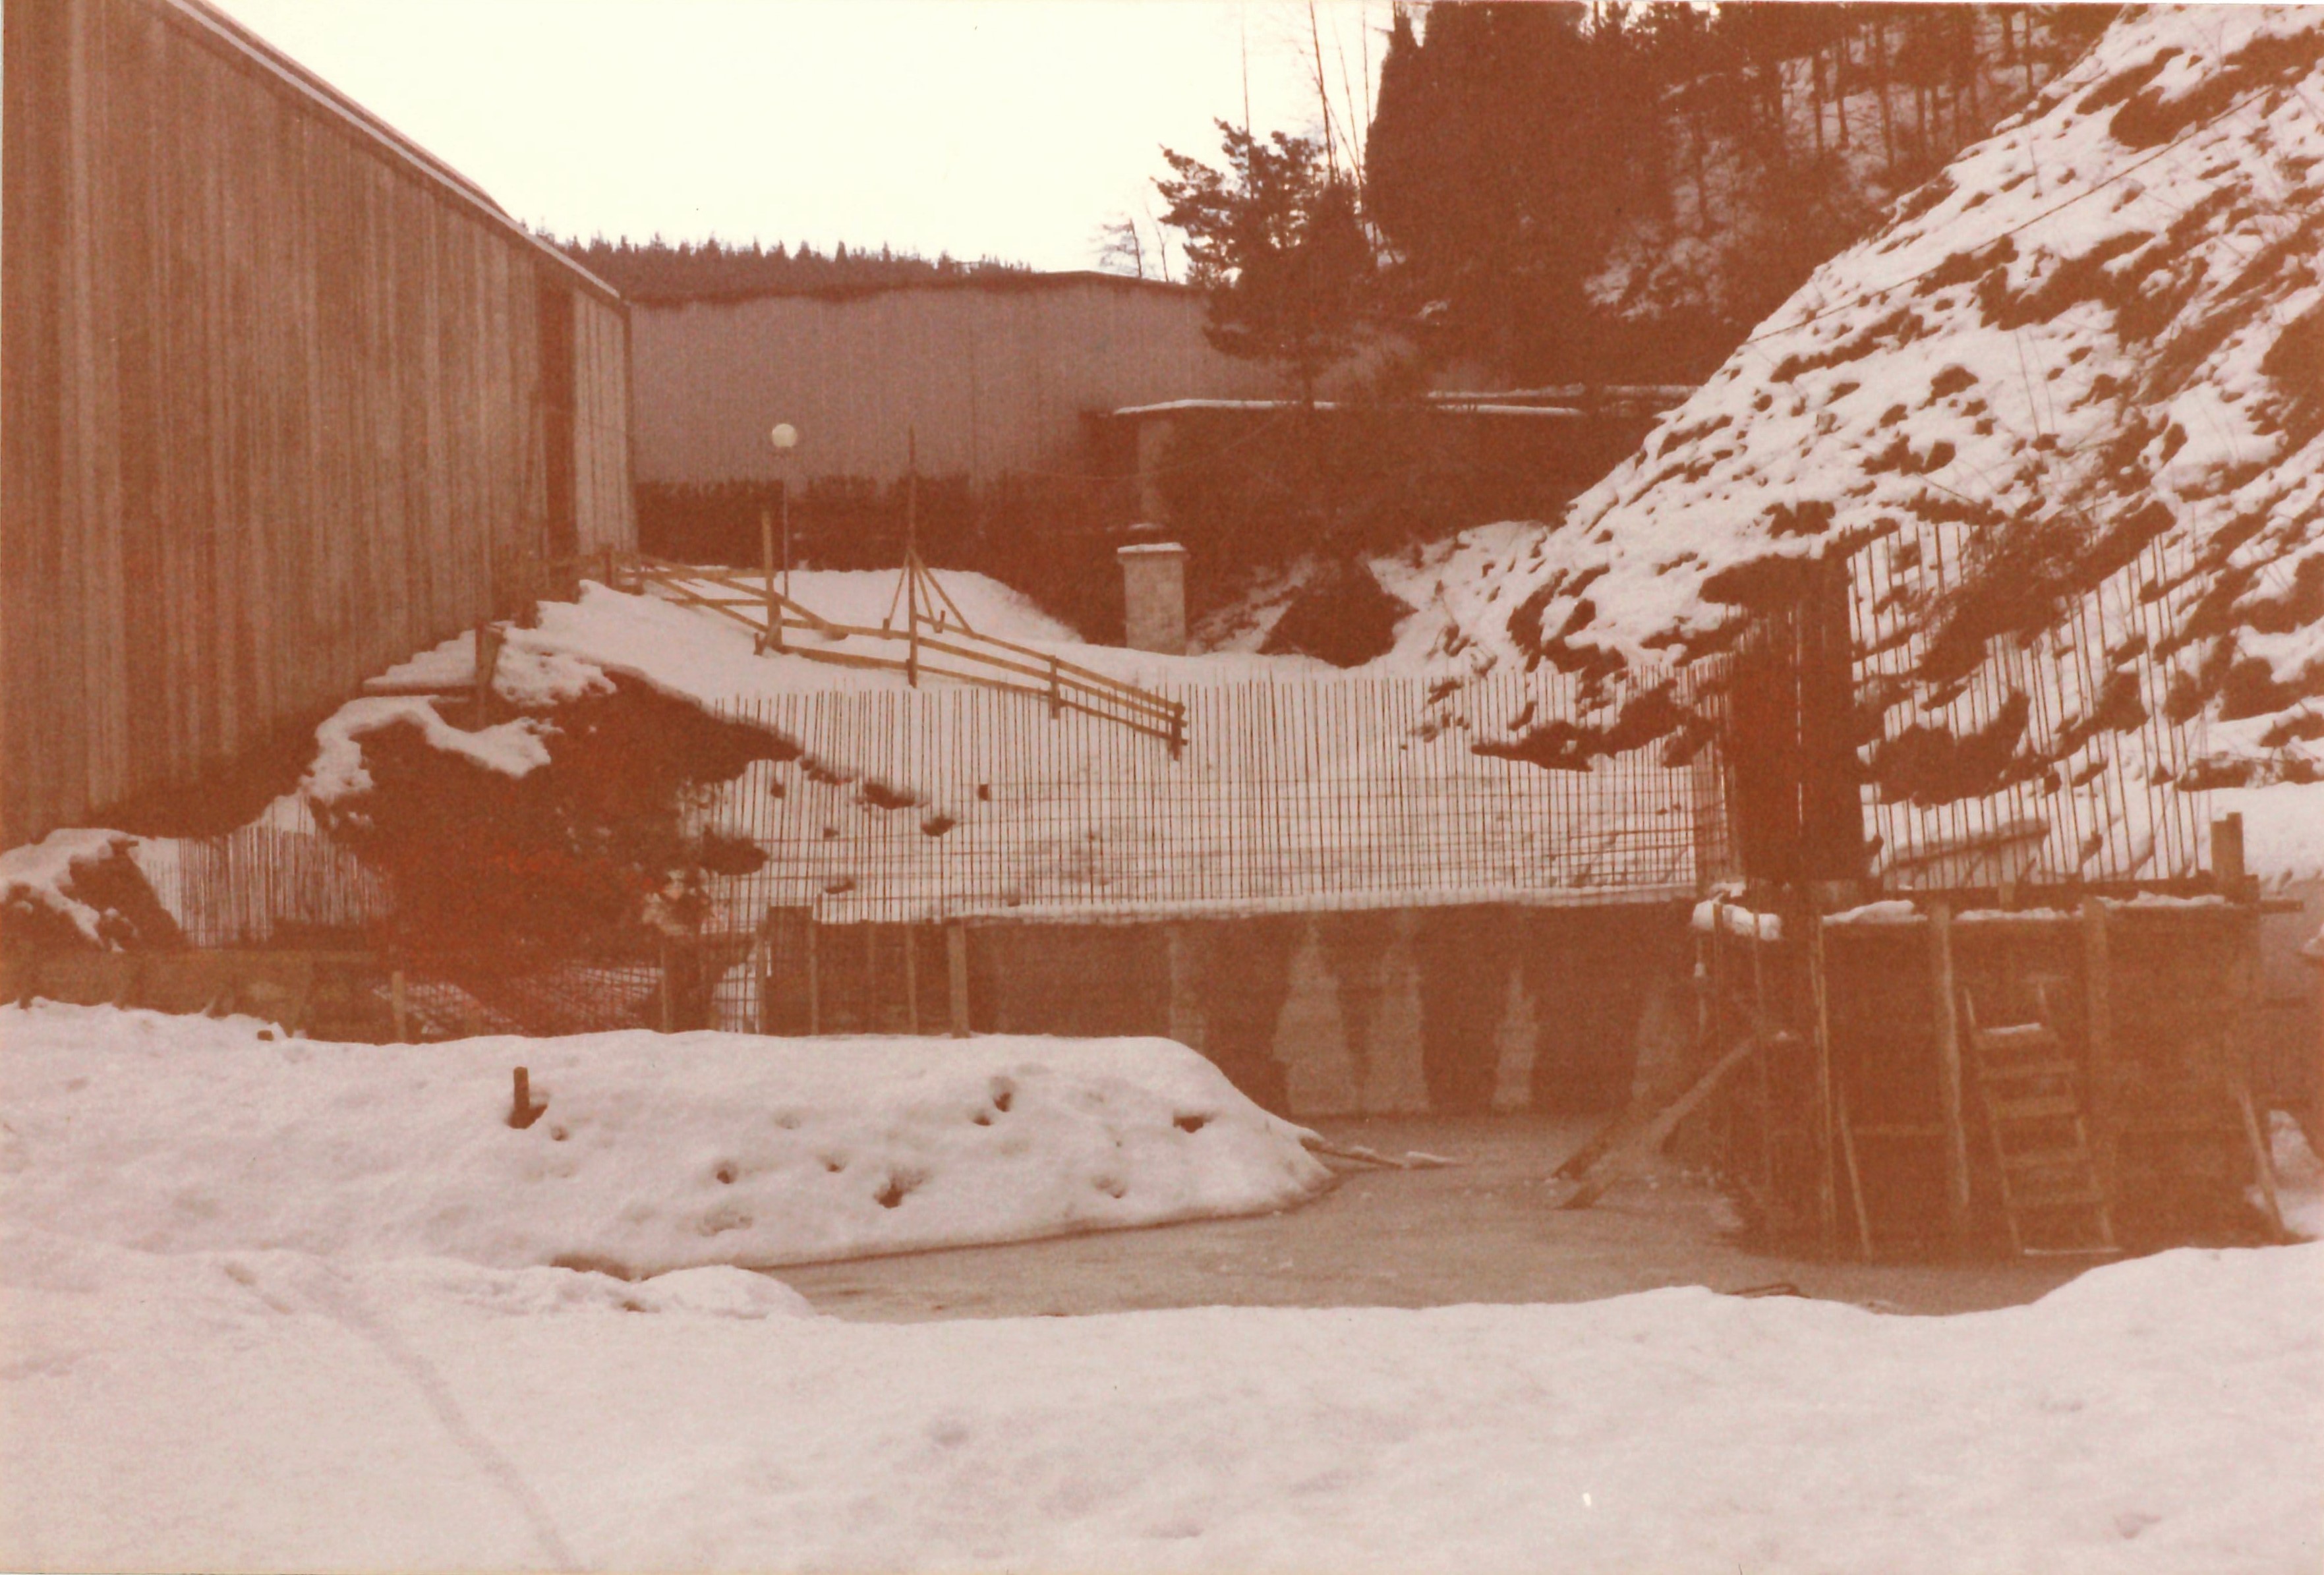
[1,0,635,845]
[630,280,1279,489]
[571,293,635,552]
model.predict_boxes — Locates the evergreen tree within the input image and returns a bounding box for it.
[1155,121,1376,402]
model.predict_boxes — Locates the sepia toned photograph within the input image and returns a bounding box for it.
[2,1,2319,1568]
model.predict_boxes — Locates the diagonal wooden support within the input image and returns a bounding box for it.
[1557,1035,1764,1210]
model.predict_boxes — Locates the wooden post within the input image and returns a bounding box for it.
[473,621,503,717]
[902,924,921,1035]
[391,969,409,1043]
[1805,902,1838,1255]
[757,907,776,1037]
[947,921,971,1039]
[2079,896,2117,1205]
[1929,901,1971,1248]
[291,953,316,1038]
[806,919,821,1035]
[658,940,674,1033]
[2214,813,2247,894]
[906,427,920,688]
[759,507,781,653]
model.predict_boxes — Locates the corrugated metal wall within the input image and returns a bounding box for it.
[631,277,1277,489]
[1,0,635,846]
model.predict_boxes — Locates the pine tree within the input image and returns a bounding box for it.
[1155,121,1376,403]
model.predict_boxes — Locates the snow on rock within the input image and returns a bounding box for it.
[3,1224,2315,1573]
[0,828,137,945]
[1424,7,2324,788]
[0,1003,1330,1276]
[301,696,557,804]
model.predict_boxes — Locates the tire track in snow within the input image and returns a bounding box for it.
[293,1267,581,1571]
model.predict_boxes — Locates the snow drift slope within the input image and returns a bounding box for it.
[0,1004,1329,1275]
[5,1231,2316,1572]
[1434,6,2324,788]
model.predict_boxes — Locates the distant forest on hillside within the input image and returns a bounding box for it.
[1356,1,2118,382]
[558,237,1032,304]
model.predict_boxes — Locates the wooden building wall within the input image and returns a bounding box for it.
[629,275,1278,490]
[1,0,635,847]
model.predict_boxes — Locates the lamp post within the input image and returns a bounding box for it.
[767,422,798,651]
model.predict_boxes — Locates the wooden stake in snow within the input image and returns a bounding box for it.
[473,621,503,717]
[509,1066,545,1130]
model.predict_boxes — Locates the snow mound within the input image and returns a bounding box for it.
[1428,7,2324,786]
[0,1003,1330,1276]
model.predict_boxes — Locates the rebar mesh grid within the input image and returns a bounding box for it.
[1846,521,2210,889]
[697,666,1726,929]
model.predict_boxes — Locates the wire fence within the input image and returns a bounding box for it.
[695,665,1726,929]
[131,807,395,948]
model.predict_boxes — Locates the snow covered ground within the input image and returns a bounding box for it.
[3,1002,2319,1571]
[4,1213,2316,1570]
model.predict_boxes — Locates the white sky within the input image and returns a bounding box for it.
[211,0,1388,273]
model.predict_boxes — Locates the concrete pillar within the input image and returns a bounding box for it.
[1118,542,1188,656]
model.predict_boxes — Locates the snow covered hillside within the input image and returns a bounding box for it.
[1428,7,2324,798]
[0,1004,1329,1273]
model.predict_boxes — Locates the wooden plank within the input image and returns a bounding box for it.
[902,923,920,1035]
[2232,1078,2287,1240]
[1559,1035,1761,1210]
[2079,896,2118,1205]
[947,921,970,1039]
[1807,905,1838,1254]
[1837,1087,1874,1259]
[806,917,821,1035]
[1930,900,1971,1247]
[756,907,775,1037]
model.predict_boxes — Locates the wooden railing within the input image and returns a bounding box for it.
[585,550,1187,751]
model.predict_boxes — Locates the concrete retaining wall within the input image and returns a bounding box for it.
[969,900,1693,1119]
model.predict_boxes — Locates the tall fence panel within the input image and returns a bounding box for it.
[700,666,1720,929]
[1847,520,2209,889]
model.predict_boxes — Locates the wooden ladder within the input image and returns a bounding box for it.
[1962,988,2120,1258]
